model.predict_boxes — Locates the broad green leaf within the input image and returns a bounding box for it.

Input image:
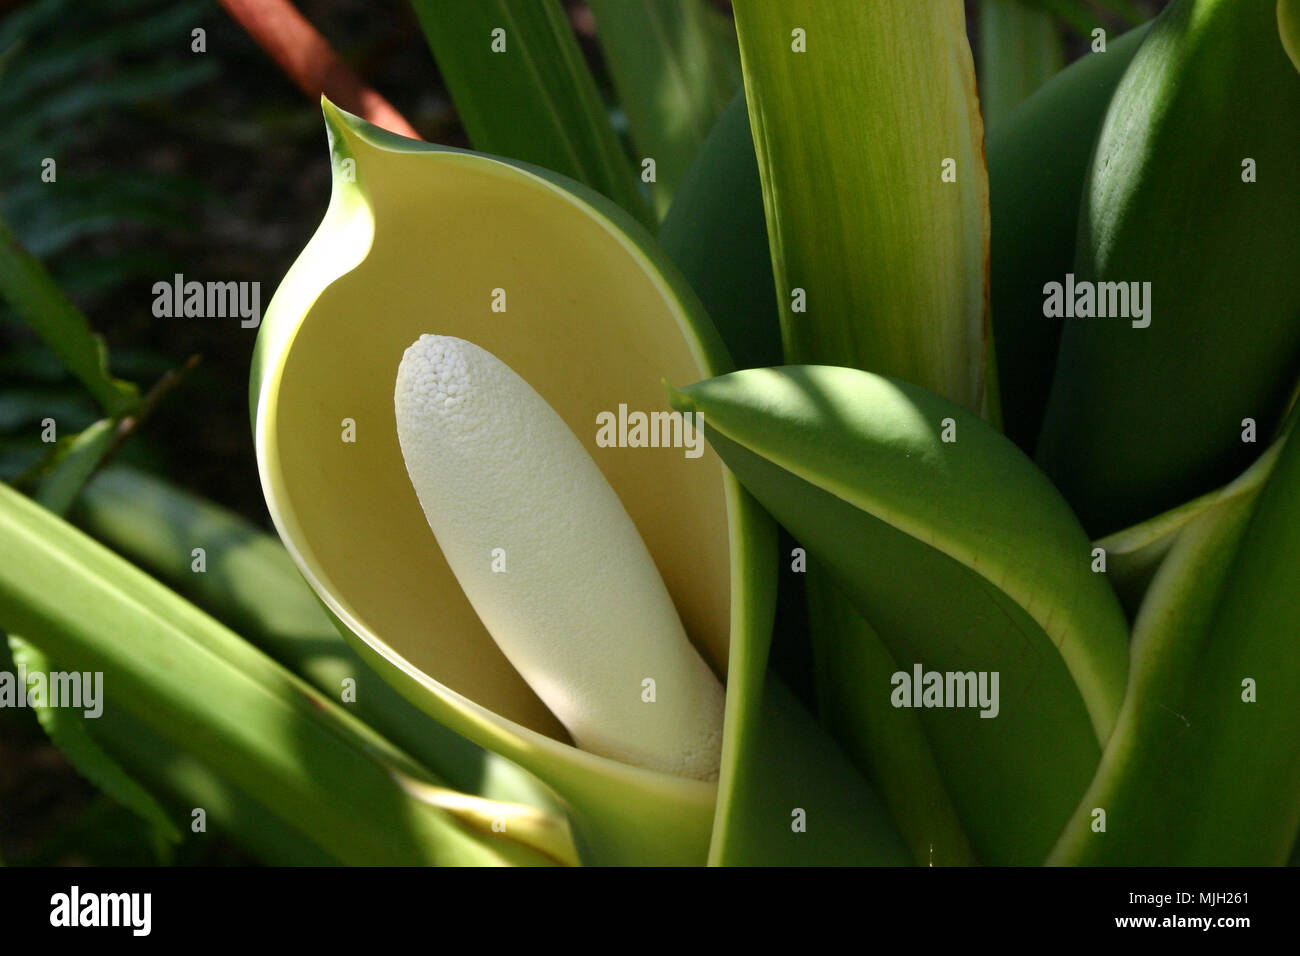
[978,0,1065,131]
[407,0,650,223]
[658,92,781,372]
[0,214,137,415]
[672,366,1131,864]
[72,465,565,815]
[6,635,182,845]
[988,22,1152,452]
[585,0,738,217]
[732,0,990,416]
[1051,429,1300,864]
[0,480,570,866]
[1036,0,1300,535]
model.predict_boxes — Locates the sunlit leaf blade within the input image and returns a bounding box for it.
[978,0,1065,131]
[1051,429,1300,865]
[0,481,569,866]
[585,0,738,217]
[7,634,182,845]
[72,465,568,816]
[987,22,1152,452]
[672,366,1131,863]
[407,0,650,223]
[0,215,137,415]
[732,0,990,415]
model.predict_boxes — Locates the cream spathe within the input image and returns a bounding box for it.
[394,334,723,780]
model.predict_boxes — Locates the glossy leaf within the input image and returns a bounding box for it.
[1052,429,1300,864]
[1036,0,1300,534]
[672,365,1131,863]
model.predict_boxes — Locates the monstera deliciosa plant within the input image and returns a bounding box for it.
[2,0,1299,867]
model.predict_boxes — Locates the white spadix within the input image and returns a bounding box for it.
[394,335,724,780]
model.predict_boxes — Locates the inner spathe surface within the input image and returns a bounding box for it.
[274,154,731,739]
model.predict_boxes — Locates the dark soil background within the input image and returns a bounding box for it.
[0,0,1167,865]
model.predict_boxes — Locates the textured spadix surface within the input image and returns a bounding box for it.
[394,335,724,779]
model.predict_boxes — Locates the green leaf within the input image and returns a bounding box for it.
[987,21,1152,452]
[0,480,570,866]
[732,0,991,415]
[585,0,738,217]
[407,0,650,223]
[658,92,782,372]
[6,635,182,845]
[1036,0,1300,535]
[806,566,977,865]
[978,0,1065,132]
[1051,428,1300,864]
[672,366,1131,863]
[0,214,137,415]
[33,416,117,515]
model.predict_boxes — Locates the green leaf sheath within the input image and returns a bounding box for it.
[585,0,738,217]
[659,93,782,372]
[1052,431,1300,865]
[1036,0,1300,535]
[978,0,1065,132]
[0,214,137,415]
[732,0,990,414]
[988,21,1151,453]
[407,0,650,224]
[0,481,566,866]
[672,366,1130,864]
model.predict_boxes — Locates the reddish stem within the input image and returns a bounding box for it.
[218,0,421,140]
